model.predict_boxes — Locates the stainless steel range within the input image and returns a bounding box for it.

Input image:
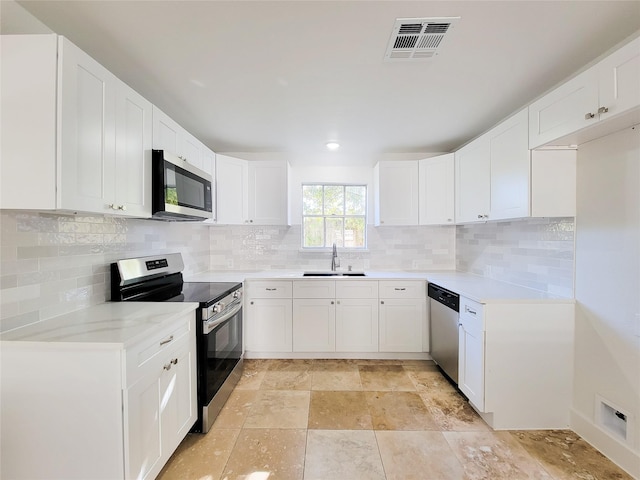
[111,253,243,433]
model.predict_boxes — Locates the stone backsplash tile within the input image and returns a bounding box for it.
[456,217,575,296]
[0,211,211,332]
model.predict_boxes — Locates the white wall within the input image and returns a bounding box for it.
[572,126,640,477]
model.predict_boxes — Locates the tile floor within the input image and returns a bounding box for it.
[157,359,633,480]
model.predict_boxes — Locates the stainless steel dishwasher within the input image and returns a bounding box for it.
[429,283,460,384]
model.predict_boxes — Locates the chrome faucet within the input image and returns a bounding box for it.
[330,242,339,271]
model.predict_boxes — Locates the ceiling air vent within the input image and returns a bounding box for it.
[384,17,460,62]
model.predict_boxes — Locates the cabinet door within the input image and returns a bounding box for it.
[179,131,204,170]
[418,154,455,225]
[152,105,179,154]
[292,299,336,352]
[58,36,117,213]
[378,298,425,352]
[124,373,162,480]
[489,108,530,221]
[597,36,640,121]
[248,161,289,225]
[528,68,598,149]
[455,137,490,223]
[245,298,292,352]
[458,317,485,411]
[216,154,249,224]
[160,338,197,460]
[115,82,152,217]
[335,298,379,352]
[375,161,419,225]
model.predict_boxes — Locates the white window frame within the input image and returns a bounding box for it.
[301,183,367,250]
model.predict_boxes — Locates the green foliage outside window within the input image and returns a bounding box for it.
[302,184,366,248]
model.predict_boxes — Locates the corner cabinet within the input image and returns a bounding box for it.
[418,154,455,225]
[1,34,152,217]
[374,161,419,226]
[529,36,640,148]
[0,311,197,480]
[455,135,491,223]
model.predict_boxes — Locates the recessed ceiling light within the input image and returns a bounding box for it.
[326,142,340,150]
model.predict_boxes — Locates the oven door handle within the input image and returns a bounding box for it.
[203,300,242,334]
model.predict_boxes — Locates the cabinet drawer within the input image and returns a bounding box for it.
[124,313,194,387]
[246,280,292,298]
[336,280,378,299]
[293,280,336,298]
[379,280,426,299]
[459,297,484,330]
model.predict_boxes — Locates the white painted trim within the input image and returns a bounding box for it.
[571,408,640,479]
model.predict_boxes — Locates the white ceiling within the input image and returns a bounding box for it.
[3,1,640,165]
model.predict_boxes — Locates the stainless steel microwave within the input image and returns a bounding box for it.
[151,149,213,221]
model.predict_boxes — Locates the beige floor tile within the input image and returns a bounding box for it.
[267,359,314,371]
[260,370,312,390]
[511,430,635,480]
[407,369,458,394]
[221,428,306,480]
[211,390,258,429]
[444,431,555,479]
[375,430,466,480]
[244,390,310,429]
[242,359,272,371]
[308,391,373,429]
[358,364,416,391]
[402,360,440,372]
[156,428,240,480]
[420,390,490,431]
[235,367,266,390]
[312,359,360,371]
[311,370,363,390]
[304,429,386,480]
[365,391,438,430]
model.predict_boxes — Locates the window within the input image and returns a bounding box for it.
[302,184,367,248]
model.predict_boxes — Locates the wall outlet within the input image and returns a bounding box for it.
[226,258,234,268]
[412,260,420,270]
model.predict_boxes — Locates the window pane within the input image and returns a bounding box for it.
[325,217,344,247]
[345,186,366,215]
[302,185,323,215]
[324,186,344,215]
[303,217,324,247]
[344,217,365,248]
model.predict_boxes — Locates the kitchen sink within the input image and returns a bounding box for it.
[302,271,366,277]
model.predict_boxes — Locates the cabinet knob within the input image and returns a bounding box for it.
[331,301,335,305]
[108,204,117,210]
[118,205,126,211]
[380,300,385,305]
[250,301,254,305]
[477,214,483,219]
[447,218,452,222]
[584,112,595,120]
[598,106,609,114]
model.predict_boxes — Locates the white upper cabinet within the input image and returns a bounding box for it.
[488,108,530,221]
[151,106,207,170]
[374,161,419,226]
[455,135,491,223]
[248,161,290,225]
[1,35,152,217]
[215,155,290,225]
[418,153,455,225]
[529,36,640,148]
[530,149,576,218]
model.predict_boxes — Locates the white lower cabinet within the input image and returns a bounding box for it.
[0,311,197,480]
[336,298,379,352]
[245,281,293,352]
[378,281,427,352]
[293,298,336,351]
[458,298,485,411]
[457,296,575,429]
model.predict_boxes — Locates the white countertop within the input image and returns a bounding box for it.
[186,270,573,304]
[0,302,199,347]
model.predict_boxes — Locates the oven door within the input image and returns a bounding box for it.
[199,299,243,432]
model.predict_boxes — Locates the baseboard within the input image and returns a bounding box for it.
[571,408,640,479]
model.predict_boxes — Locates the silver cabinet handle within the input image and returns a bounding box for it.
[585,112,595,120]
[159,335,174,346]
[598,106,609,114]
[394,287,406,291]
[266,288,276,291]
[118,205,127,211]
[465,306,477,315]
[163,358,179,371]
